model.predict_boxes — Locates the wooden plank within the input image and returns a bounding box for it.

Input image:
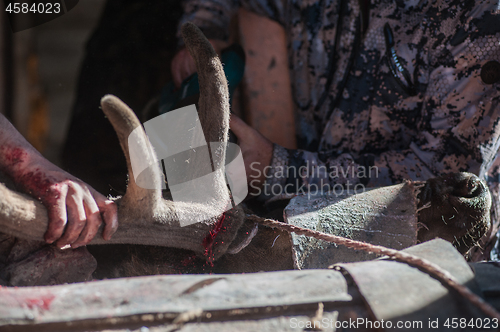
[99,310,346,332]
[0,240,491,331]
[285,183,418,269]
[336,239,486,328]
[0,269,351,330]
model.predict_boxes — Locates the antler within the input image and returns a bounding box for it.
[0,23,244,259]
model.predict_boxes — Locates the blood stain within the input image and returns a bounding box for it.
[202,213,226,267]
[2,146,26,167]
[25,295,55,310]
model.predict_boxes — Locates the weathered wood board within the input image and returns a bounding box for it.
[0,239,495,332]
[0,269,364,332]
[285,183,418,269]
[337,239,487,330]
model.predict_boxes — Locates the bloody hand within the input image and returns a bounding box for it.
[1,144,118,249]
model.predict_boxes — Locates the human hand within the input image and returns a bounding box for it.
[229,114,274,195]
[13,153,118,249]
[171,39,228,88]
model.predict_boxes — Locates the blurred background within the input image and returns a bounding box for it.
[1,0,105,163]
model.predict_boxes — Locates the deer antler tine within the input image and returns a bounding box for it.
[100,95,141,147]
[181,23,230,170]
[100,95,163,208]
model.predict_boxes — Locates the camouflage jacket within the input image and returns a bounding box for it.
[179,0,500,255]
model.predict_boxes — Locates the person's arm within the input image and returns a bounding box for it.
[231,5,500,199]
[178,0,285,44]
[172,0,286,87]
[0,114,118,248]
[234,67,500,200]
[235,79,500,199]
[229,115,416,199]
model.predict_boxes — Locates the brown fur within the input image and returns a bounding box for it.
[417,172,491,254]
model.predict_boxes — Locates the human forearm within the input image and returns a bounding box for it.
[0,113,45,177]
[0,113,118,248]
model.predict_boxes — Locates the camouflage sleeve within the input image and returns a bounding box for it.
[177,0,238,44]
[255,145,413,199]
[177,0,286,45]
[413,8,500,181]
[256,6,500,200]
[259,85,500,200]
